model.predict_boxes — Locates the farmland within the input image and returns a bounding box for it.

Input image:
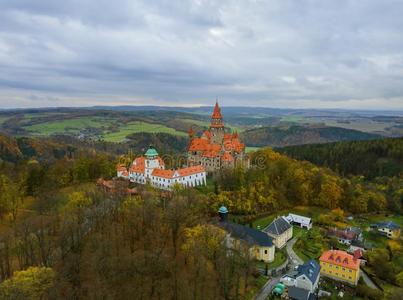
[102,121,187,142]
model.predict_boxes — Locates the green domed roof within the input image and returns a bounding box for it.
[145,147,158,157]
[218,206,228,214]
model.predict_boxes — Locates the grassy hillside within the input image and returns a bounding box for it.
[277,137,403,178]
[241,124,381,147]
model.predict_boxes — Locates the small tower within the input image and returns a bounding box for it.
[210,100,225,144]
[218,206,228,222]
[188,126,195,140]
[144,146,161,179]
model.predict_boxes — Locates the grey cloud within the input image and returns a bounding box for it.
[0,0,403,109]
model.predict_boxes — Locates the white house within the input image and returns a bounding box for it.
[285,213,312,230]
[117,147,207,190]
[281,259,321,293]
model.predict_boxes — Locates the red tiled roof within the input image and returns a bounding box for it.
[224,133,232,140]
[177,165,205,176]
[222,151,234,162]
[152,169,175,179]
[328,228,358,241]
[202,149,220,157]
[320,250,359,270]
[353,249,363,259]
[202,130,211,140]
[117,165,127,171]
[189,138,209,151]
[130,156,145,173]
[157,157,165,166]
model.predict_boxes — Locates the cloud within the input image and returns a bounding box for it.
[0,0,403,109]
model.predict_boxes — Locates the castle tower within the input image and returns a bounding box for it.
[210,101,225,144]
[144,146,163,179]
[188,126,195,140]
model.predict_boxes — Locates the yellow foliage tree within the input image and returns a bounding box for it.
[0,267,55,300]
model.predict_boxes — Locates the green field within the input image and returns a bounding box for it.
[182,118,210,127]
[245,146,260,153]
[23,117,108,135]
[281,115,304,122]
[0,116,10,125]
[102,121,187,142]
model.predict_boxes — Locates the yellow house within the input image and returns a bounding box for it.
[217,206,275,263]
[319,250,360,285]
[263,217,293,248]
[253,244,275,262]
[219,221,275,262]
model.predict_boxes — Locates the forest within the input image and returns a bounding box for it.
[277,137,403,178]
[240,125,381,148]
[0,133,402,299]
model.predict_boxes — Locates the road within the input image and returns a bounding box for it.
[254,238,303,300]
[254,275,281,300]
[286,237,304,265]
[361,269,379,290]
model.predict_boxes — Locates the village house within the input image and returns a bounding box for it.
[287,286,316,300]
[117,146,207,190]
[217,206,275,263]
[187,101,249,172]
[285,213,312,230]
[327,227,362,246]
[370,221,401,239]
[263,217,293,248]
[319,250,360,285]
[280,259,321,293]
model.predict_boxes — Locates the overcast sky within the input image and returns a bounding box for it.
[1,0,403,109]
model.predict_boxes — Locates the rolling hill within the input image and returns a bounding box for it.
[240,124,382,147]
[277,137,403,178]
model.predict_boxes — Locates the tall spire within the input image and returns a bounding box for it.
[211,100,224,128]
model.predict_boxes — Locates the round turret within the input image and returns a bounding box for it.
[218,206,228,222]
[145,146,159,158]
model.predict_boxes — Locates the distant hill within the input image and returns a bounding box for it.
[240,125,382,147]
[277,137,403,178]
[0,132,188,164]
[0,133,75,163]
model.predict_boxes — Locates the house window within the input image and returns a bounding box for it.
[264,250,267,254]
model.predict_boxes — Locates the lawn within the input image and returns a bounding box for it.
[252,206,329,230]
[102,121,187,142]
[256,248,288,270]
[252,214,277,230]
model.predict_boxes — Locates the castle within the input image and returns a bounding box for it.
[117,147,207,190]
[187,101,249,172]
[116,101,248,190]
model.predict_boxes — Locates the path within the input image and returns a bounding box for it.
[254,275,281,300]
[361,269,379,290]
[287,237,304,265]
[254,238,304,300]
